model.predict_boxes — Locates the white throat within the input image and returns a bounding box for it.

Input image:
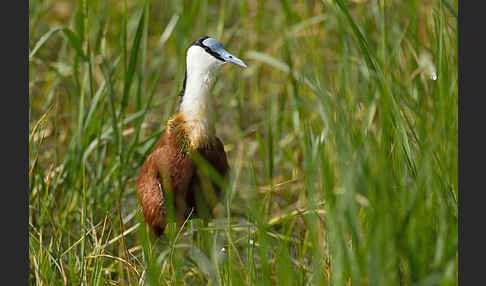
[179,46,224,143]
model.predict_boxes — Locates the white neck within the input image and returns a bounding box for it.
[179,46,223,143]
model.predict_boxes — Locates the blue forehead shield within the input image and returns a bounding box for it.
[202,38,248,68]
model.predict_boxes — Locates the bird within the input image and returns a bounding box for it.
[136,36,247,235]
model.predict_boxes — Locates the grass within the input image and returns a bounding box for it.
[29,0,458,285]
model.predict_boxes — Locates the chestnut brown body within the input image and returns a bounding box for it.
[135,114,229,235]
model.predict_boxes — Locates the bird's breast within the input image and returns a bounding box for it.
[167,113,216,152]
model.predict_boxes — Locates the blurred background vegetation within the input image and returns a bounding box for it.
[29,0,458,285]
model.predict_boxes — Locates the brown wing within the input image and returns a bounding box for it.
[185,137,229,218]
[201,136,229,208]
[136,144,167,236]
[136,129,199,235]
[196,136,230,197]
[202,137,230,177]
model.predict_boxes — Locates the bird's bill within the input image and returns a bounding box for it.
[220,50,248,68]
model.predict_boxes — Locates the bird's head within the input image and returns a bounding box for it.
[186,36,247,75]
